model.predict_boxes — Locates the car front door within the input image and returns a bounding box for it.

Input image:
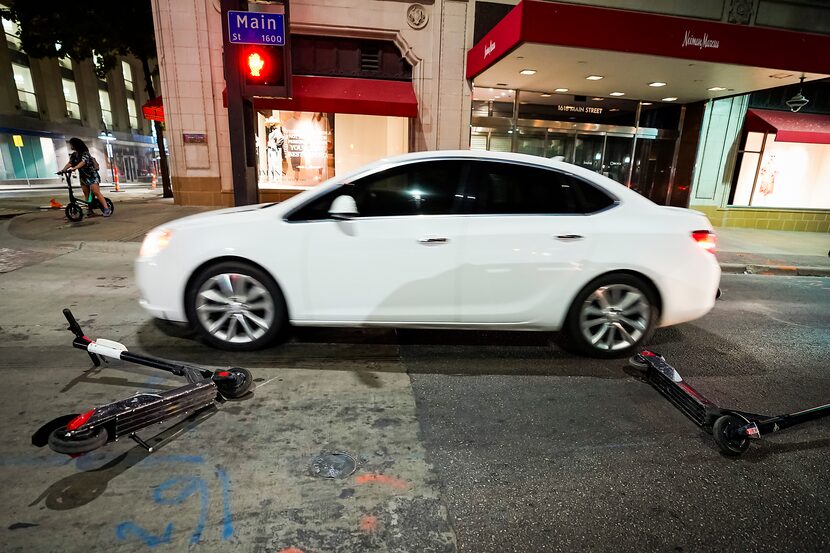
[458,161,607,326]
[295,159,469,323]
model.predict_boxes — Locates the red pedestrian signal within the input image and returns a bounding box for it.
[248,52,265,77]
[241,46,284,87]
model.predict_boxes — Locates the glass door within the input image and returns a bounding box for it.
[574,134,604,172]
[517,128,546,157]
[602,135,633,184]
[545,132,573,160]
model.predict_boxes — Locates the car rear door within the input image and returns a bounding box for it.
[457,161,606,326]
[296,159,469,323]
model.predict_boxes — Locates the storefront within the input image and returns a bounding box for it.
[470,87,684,204]
[151,0,463,207]
[732,109,830,211]
[466,0,830,222]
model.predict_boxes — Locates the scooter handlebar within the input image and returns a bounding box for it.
[63,308,102,368]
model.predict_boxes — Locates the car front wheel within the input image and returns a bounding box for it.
[562,273,658,359]
[186,261,286,351]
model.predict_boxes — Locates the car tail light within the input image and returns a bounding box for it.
[67,409,96,431]
[692,230,716,254]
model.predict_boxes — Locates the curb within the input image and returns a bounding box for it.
[720,263,830,277]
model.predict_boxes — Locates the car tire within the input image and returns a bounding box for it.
[186,261,287,351]
[561,272,659,359]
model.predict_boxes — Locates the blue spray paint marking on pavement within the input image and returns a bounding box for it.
[115,467,232,547]
[153,476,210,545]
[217,467,234,540]
[115,521,173,548]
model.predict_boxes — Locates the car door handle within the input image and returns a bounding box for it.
[418,236,449,245]
[555,234,584,241]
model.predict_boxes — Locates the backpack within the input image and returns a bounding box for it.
[91,156,100,171]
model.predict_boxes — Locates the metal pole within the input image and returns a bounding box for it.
[667,105,687,206]
[17,146,31,186]
[626,101,642,188]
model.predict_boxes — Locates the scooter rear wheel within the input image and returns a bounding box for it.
[712,415,750,456]
[48,426,108,455]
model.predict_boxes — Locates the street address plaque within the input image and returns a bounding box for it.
[227,10,285,45]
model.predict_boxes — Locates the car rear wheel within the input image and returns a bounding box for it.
[561,273,658,359]
[186,261,286,351]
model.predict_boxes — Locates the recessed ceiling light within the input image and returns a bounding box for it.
[540,93,552,97]
[708,86,727,91]
[609,91,625,96]
[586,75,604,80]
[592,97,604,101]
[662,97,678,102]
[554,88,568,93]
[641,102,653,106]
[649,82,667,87]
[520,69,537,76]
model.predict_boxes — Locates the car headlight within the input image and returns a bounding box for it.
[139,228,173,258]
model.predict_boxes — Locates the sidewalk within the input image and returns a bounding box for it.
[716,227,830,277]
[0,193,828,275]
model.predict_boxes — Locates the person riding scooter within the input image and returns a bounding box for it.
[61,137,112,217]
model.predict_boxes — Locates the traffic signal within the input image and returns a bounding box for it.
[241,45,284,88]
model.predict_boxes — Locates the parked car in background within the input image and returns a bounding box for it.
[136,150,720,358]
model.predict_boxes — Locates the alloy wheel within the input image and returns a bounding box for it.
[195,273,275,344]
[578,284,651,352]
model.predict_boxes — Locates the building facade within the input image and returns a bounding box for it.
[151,0,830,232]
[0,9,159,186]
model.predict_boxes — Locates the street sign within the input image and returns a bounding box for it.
[12,134,23,147]
[227,10,285,45]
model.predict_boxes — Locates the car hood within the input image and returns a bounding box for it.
[161,203,275,230]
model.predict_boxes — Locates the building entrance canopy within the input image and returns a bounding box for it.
[467,0,830,104]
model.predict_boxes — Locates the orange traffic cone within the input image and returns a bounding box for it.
[113,166,121,192]
[151,168,157,190]
[49,198,62,208]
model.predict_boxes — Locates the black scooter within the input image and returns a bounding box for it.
[631,350,830,456]
[32,310,253,455]
[56,170,114,222]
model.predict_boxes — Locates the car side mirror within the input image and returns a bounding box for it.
[329,195,359,220]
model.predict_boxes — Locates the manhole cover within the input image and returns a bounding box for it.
[310,451,357,479]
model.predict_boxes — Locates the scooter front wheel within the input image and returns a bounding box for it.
[215,367,253,399]
[48,426,108,455]
[65,203,84,222]
[712,415,750,456]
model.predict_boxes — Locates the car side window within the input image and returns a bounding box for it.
[571,177,616,213]
[350,160,466,217]
[470,162,580,215]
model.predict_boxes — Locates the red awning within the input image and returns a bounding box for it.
[745,109,830,144]
[248,76,418,117]
[142,96,164,122]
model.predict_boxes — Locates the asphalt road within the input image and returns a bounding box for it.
[0,219,827,553]
[409,274,830,553]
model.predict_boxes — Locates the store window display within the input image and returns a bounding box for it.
[259,110,334,188]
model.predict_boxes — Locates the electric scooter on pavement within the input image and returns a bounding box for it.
[56,169,114,222]
[630,350,830,456]
[32,309,253,455]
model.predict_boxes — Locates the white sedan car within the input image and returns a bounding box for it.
[136,150,720,358]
